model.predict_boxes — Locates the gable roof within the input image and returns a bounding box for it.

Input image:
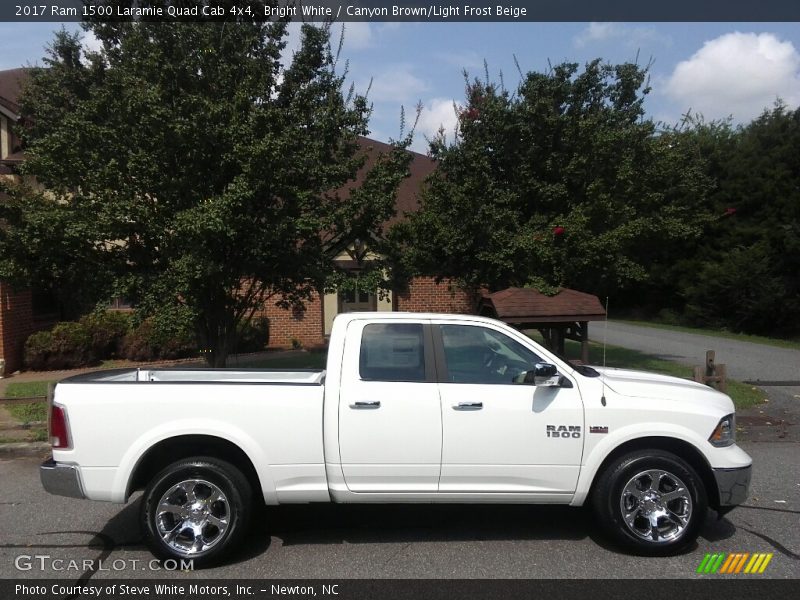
[0,67,435,220]
[479,287,606,324]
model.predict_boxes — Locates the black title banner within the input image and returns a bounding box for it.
[3,0,800,23]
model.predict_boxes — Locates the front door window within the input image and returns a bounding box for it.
[439,324,542,384]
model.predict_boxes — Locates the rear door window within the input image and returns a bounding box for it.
[359,323,426,382]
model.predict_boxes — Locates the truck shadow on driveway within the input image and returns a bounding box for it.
[94,499,738,567]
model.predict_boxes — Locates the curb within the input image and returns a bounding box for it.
[0,442,50,458]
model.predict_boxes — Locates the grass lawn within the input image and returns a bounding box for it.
[3,380,52,425]
[615,319,800,351]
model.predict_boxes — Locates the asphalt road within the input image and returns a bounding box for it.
[0,443,797,580]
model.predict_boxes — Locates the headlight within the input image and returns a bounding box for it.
[709,414,736,447]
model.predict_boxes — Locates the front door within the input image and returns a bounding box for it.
[434,321,584,496]
[337,319,442,492]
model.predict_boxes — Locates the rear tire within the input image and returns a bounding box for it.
[140,457,252,567]
[592,449,707,556]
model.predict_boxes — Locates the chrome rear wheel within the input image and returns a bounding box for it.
[141,457,252,567]
[156,478,231,556]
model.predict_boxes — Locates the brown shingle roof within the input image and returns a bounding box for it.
[351,137,435,227]
[479,287,606,324]
[0,68,29,117]
[0,67,435,225]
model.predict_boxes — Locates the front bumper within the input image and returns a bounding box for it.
[40,459,85,499]
[713,464,752,507]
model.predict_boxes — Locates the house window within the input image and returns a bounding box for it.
[339,288,376,313]
[9,129,22,155]
[341,289,372,304]
[109,297,133,310]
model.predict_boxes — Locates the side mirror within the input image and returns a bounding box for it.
[522,363,561,387]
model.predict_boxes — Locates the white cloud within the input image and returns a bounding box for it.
[574,22,671,49]
[338,22,373,50]
[360,65,428,102]
[412,97,461,152]
[575,23,618,47]
[82,30,103,54]
[664,32,800,121]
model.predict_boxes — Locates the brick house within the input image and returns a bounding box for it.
[255,136,477,349]
[1,68,61,374]
[0,67,475,372]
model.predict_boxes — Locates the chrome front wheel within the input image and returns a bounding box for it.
[592,449,707,555]
[619,469,693,543]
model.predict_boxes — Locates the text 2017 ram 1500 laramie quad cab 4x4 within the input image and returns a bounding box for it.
[41,313,752,565]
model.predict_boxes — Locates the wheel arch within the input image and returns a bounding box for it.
[583,436,720,509]
[126,434,262,504]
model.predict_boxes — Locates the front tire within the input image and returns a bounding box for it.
[592,449,707,556]
[140,457,252,567]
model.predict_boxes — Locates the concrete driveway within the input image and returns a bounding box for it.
[588,321,800,443]
[587,322,799,383]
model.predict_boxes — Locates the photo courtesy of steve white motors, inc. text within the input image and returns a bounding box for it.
[14,583,338,597]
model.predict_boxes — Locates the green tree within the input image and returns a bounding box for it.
[0,179,112,319]
[625,113,739,316]
[391,60,711,299]
[4,7,412,366]
[680,103,800,335]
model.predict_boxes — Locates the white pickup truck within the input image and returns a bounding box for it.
[41,312,752,565]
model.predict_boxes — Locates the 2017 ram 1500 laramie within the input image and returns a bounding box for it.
[41,313,752,565]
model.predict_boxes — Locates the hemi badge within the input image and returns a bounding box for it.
[590,426,609,434]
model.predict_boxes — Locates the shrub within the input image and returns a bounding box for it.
[235,317,270,353]
[24,322,95,370]
[120,319,158,362]
[79,311,132,358]
[23,331,54,371]
[121,307,197,361]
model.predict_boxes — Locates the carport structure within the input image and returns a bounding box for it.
[478,287,606,363]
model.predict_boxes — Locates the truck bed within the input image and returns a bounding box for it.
[61,367,325,385]
[52,367,328,504]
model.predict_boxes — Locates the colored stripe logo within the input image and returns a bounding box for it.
[696,552,773,574]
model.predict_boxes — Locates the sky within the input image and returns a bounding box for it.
[2,21,799,152]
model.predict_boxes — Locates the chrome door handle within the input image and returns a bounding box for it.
[350,401,381,409]
[453,402,483,410]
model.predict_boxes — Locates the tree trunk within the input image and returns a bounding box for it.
[207,346,229,368]
[198,311,236,368]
